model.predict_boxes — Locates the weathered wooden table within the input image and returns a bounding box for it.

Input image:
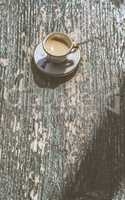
[0,0,125,200]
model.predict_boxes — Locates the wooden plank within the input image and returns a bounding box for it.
[0,0,125,199]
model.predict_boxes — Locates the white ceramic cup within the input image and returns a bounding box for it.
[42,32,79,63]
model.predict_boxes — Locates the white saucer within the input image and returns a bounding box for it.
[33,43,81,77]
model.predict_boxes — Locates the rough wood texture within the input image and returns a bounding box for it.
[0,0,125,200]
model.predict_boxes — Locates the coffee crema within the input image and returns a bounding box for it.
[45,37,70,56]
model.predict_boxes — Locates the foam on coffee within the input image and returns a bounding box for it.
[45,36,70,56]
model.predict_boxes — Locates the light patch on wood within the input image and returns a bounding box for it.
[0,58,9,66]
[30,139,38,153]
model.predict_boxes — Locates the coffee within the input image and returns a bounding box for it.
[45,37,70,56]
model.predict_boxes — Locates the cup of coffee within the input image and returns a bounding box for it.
[42,32,79,63]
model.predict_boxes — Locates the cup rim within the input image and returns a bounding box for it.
[42,32,73,57]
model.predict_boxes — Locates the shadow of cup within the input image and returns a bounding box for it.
[31,58,77,89]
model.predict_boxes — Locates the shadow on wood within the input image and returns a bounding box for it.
[63,74,125,200]
[111,0,124,7]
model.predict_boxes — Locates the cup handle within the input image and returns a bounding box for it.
[68,43,79,54]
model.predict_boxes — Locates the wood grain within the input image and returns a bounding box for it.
[0,0,125,200]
